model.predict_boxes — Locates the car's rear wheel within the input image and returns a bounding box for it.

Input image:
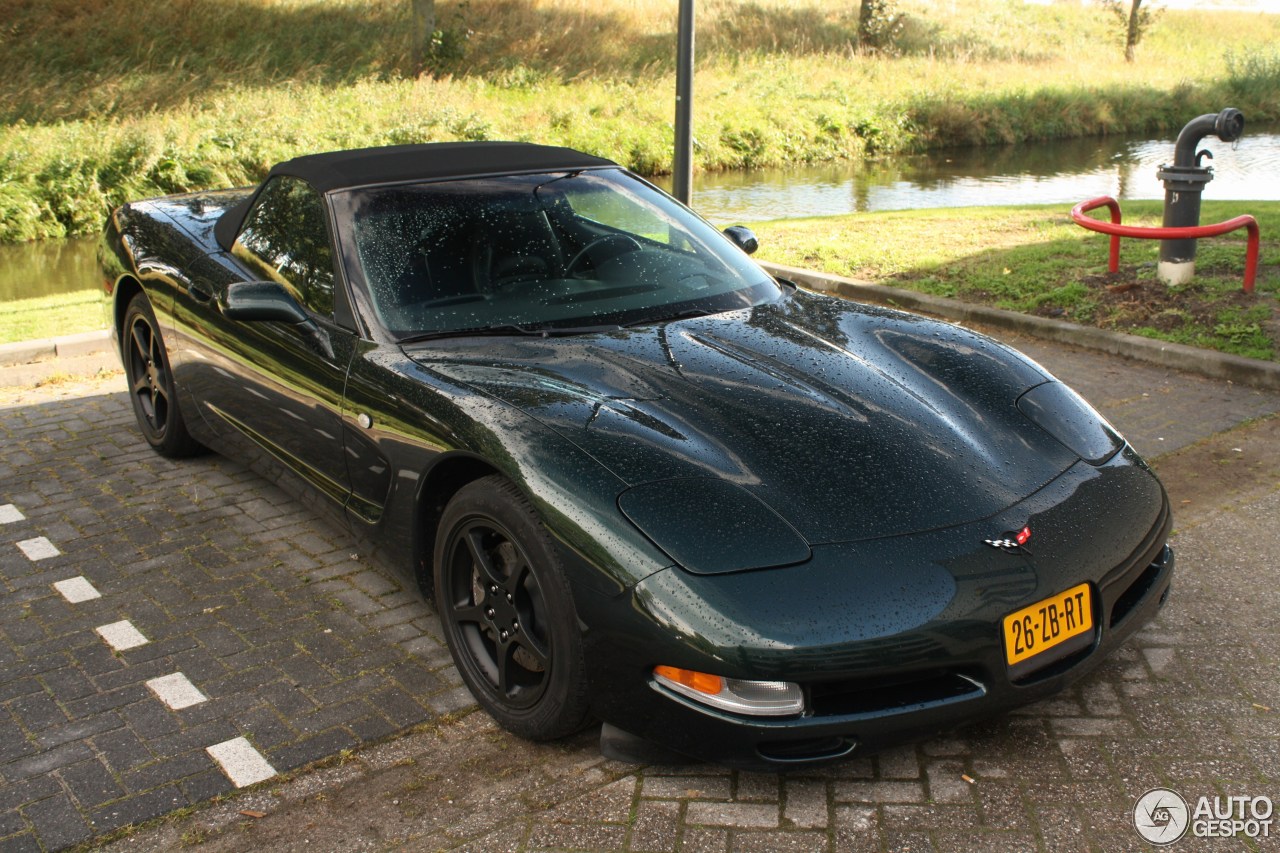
[123,293,203,458]
[434,475,591,740]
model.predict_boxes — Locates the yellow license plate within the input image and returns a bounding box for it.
[1003,583,1093,667]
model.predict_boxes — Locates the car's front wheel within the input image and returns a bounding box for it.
[122,293,203,458]
[434,475,591,740]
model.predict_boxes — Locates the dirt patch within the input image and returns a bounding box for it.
[0,368,122,407]
[1032,268,1277,344]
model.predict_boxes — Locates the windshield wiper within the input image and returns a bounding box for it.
[621,307,719,329]
[397,322,622,344]
[396,325,533,344]
[533,323,624,336]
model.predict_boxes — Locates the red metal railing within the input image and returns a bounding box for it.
[1070,196,1260,293]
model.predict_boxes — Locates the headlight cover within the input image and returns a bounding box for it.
[618,478,811,575]
[1017,381,1123,464]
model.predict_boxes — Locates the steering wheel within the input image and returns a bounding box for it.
[565,234,642,278]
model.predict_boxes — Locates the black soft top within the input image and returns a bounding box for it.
[270,141,616,193]
[215,142,618,250]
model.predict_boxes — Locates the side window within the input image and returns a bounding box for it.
[233,176,335,317]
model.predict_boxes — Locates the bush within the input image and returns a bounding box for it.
[858,0,906,54]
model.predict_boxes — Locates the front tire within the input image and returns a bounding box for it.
[122,293,203,458]
[434,475,591,740]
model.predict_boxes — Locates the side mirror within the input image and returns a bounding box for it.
[222,281,309,324]
[722,225,759,255]
[221,281,334,359]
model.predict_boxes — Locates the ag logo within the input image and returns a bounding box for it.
[1134,787,1190,845]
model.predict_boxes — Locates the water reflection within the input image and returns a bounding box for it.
[0,237,99,301]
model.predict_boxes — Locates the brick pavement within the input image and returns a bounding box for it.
[2,331,1280,851]
[0,383,467,851]
[117,454,1280,853]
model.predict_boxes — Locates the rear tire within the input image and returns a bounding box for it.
[434,475,591,740]
[122,293,203,458]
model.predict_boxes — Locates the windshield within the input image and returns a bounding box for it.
[331,168,780,339]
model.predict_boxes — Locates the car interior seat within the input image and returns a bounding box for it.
[469,206,565,293]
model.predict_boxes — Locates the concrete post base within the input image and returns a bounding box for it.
[1158,260,1195,286]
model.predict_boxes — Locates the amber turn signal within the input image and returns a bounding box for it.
[652,665,805,717]
[653,665,725,695]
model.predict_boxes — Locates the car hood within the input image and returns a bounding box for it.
[407,291,1076,545]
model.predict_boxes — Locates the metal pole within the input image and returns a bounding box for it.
[672,0,694,205]
[1156,166,1210,286]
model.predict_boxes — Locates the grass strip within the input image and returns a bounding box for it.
[0,291,105,346]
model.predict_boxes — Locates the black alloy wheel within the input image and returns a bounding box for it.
[122,294,202,458]
[434,476,590,740]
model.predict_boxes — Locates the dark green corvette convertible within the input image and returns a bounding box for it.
[101,142,1173,768]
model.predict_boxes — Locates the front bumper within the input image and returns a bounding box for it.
[581,451,1174,769]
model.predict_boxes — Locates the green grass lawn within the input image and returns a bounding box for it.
[754,199,1280,360]
[0,291,105,346]
[6,200,1276,361]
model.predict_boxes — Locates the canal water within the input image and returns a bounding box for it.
[5,127,1279,300]
[0,236,102,303]
[661,126,1280,222]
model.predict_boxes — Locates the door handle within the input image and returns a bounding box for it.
[188,281,215,304]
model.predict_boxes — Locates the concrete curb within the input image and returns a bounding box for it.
[0,329,111,367]
[762,261,1280,392]
[0,329,116,388]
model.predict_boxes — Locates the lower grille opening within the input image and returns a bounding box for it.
[1010,640,1095,685]
[757,737,855,763]
[808,670,984,717]
[1110,544,1171,628]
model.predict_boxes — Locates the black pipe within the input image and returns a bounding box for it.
[1172,109,1244,168]
[1156,166,1212,275]
[1158,108,1245,284]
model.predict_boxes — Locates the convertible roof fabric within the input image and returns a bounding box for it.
[215,142,618,250]
[272,142,617,193]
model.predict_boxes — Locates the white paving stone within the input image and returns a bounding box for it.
[146,672,208,710]
[16,537,59,561]
[207,737,276,788]
[95,619,149,651]
[52,576,101,603]
[0,504,24,524]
